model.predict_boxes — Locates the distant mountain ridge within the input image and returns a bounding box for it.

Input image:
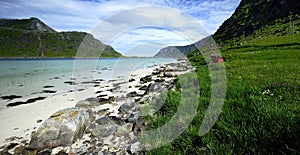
[154,36,212,58]
[0,17,122,58]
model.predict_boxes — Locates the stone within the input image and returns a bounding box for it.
[126,91,137,97]
[0,149,10,155]
[163,72,176,77]
[36,149,51,155]
[75,100,94,109]
[115,123,133,137]
[75,97,115,110]
[28,108,89,151]
[126,112,139,123]
[154,78,165,83]
[21,147,37,155]
[138,85,148,91]
[127,142,140,154]
[129,78,135,82]
[148,83,162,93]
[139,75,152,84]
[118,102,137,114]
[13,145,24,155]
[51,147,64,155]
[90,125,118,138]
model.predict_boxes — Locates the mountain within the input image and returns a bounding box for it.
[0,17,122,58]
[154,36,212,58]
[0,17,56,33]
[213,0,300,43]
[154,0,300,57]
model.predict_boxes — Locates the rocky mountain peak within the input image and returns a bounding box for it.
[0,17,56,32]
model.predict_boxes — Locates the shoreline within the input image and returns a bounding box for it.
[0,57,160,60]
[0,59,194,154]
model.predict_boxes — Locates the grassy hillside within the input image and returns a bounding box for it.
[143,1,300,154]
[144,29,300,155]
[213,0,300,43]
[0,18,122,58]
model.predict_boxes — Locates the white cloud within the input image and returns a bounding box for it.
[0,0,241,56]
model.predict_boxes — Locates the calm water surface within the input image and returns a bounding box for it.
[0,58,175,105]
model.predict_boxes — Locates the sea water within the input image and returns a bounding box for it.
[0,58,176,106]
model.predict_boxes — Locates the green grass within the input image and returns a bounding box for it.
[143,32,300,154]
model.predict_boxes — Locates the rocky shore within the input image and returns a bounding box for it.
[0,59,194,155]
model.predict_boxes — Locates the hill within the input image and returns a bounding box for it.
[0,17,122,58]
[146,0,300,154]
[213,0,300,44]
[154,36,212,58]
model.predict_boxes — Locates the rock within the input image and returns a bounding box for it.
[118,102,137,114]
[28,108,89,151]
[98,96,115,104]
[115,123,133,137]
[127,142,140,154]
[151,70,161,75]
[75,100,94,109]
[138,85,148,91]
[90,124,118,138]
[129,78,135,82]
[108,146,115,153]
[140,75,152,84]
[36,149,51,155]
[7,143,18,150]
[154,78,165,83]
[165,66,174,71]
[56,150,68,155]
[20,147,37,155]
[163,72,176,77]
[75,97,115,109]
[143,83,162,95]
[127,91,137,97]
[13,145,25,155]
[95,116,110,125]
[148,83,162,93]
[126,112,139,123]
[95,116,124,126]
[89,116,129,139]
[51,147,64,155]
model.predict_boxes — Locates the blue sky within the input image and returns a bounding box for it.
[0,0,241,56]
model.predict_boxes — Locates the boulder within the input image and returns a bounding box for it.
[118,102,138,114]
[75,97,115,109]
[88,116,127,139]
[28,108,89,151]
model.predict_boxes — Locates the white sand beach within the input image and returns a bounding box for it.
[0,65,160,146]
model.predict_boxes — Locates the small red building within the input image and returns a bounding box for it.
[210,53,224,63]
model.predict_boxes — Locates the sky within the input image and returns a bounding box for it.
[0,0,241,56]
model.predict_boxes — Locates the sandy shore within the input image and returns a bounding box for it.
[0,59,194,154]
[0,65,161,146]
[0,87,96,144]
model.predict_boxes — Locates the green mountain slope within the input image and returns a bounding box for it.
[213,0,300,44]
[0,17,122,58]
[146,0,300,154]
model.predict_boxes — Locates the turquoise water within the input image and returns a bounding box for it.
[0,58,175,105]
